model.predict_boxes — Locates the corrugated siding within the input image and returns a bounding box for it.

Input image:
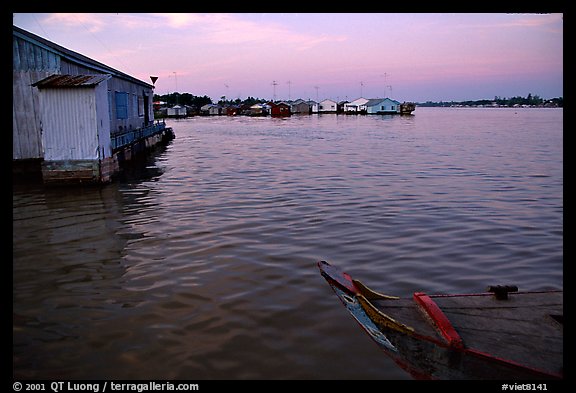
[94,81,112,158]
[40,88,99,161]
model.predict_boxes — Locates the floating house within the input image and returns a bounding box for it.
[363,98,401,114]
[248,103,270,116]
[318,99,338,113]
[307,100,319,113]
[290,99,312,114]
[270,102,291,117]
[343,97,369,113]
[13,25,173,184]
[200,104,222,115]
[167,105,187,117]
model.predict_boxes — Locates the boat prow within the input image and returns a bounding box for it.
[318,261,563,380]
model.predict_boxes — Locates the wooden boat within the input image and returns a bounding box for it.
[400,102,416,115]
[318,261,563,380]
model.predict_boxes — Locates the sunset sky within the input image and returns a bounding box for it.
[13,13,563,103]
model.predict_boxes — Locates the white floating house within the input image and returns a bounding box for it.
[318,99,338,113]
[167,105,187,117]
[343,97,369,113]
[307,100,319,113]
[363,98,402,114]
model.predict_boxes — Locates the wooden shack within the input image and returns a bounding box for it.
[270,102,291,117]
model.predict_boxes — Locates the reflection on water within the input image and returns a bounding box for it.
[13,108,562,379]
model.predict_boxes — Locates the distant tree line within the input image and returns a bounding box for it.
[418,94,563,107]
[153,92,269,108]
[153,92,212,108]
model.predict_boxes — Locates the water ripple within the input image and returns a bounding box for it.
[13,109,562,379]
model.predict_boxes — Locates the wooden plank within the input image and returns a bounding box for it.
[413,292,464,348]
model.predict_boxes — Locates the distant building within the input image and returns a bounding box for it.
[290,99,311,114]
[318,99,338,113]
[344,97,369,113]
[337,100,349,113]
[167,105,187,117]
[307,100,319,113]
[270,102,291,117]
[200,104,221,115]
[363,98,401,114]
[248,103,270,116]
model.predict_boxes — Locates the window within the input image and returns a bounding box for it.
[133,94,138,117]
[115,92,128,119]
[138,96,144,117]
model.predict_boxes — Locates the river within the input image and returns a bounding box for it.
[13,107,563,379]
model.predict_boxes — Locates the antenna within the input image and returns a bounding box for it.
[381,73,387,98]
[314,86,319,101]
[360,81,364,97]
[172,71,178,105]
[287,80,291,101]
[272,80,278,101]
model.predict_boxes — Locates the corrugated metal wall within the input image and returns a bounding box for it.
[95,81,112,159]
[40,88,100,161]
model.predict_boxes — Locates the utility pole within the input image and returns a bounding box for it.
[173,71,178,105]
[272,80,278,101]
[382,73,387,98]
[314,86,319,102]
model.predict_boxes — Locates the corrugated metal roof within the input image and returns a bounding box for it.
[32,74,111,89]
[364,98,385,106]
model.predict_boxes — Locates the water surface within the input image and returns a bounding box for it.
[13,108,563,379]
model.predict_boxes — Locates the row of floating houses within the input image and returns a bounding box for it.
[13,24,414,184]
[13,25,175,185]
[159,97,415,118]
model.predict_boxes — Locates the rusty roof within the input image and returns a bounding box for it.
[32,74,111,89]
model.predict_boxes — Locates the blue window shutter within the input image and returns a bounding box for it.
[115,92,128,119]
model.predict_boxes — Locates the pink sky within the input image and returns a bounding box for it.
[13,13,563,102]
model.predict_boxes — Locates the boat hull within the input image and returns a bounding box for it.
[318,261,563,380]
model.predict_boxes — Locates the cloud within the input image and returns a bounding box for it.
[151,13,347,50]
[44,13,107,33]
[504,13,563,30]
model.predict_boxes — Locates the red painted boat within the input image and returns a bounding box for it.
[318,261,563,380]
